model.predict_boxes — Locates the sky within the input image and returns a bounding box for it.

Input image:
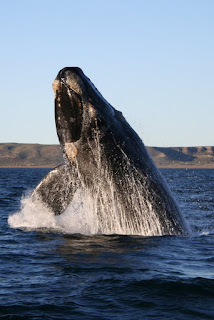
[0,0,213,147]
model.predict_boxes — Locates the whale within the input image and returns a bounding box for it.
[31,67,189,236]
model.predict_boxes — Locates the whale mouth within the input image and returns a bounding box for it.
[53,68,84,144]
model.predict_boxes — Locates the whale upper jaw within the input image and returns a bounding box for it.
[53,67,115,116]
[54,67,114,109]
[54,67,85,97]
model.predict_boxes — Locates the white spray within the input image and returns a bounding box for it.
[8,137,171,237]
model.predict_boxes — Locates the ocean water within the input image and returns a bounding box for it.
[0,168,214,319]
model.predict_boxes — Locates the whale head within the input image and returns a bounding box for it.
[53,67,118,162]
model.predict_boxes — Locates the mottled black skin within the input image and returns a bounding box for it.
[32,164,79,216]
[32,67,189,235]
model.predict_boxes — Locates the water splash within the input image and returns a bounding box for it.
[8,168,168,236]
[8,195,58,231]
[8,131,187,236]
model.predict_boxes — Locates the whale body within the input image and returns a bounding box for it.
[32,67,189,236]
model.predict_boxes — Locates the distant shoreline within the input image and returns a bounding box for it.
[0,143,213,169]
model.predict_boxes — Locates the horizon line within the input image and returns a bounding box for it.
[0,142,213,148]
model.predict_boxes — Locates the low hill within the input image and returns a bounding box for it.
[0,143,213,168]
[146,146,214,168]
[0,143,63,167]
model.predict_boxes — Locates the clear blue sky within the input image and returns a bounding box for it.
[0,0,213,147]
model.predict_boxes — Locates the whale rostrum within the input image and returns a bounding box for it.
[31,67,190,236]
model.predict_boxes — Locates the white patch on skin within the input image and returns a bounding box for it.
[64,71,84,95]
[66,78,83,95]
[52,79,61,97]
[88,103,96,118]
[64,142,78,161]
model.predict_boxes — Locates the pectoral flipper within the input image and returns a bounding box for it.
[31,164,79,215]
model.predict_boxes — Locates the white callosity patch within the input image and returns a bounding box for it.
[88,103,97,118]
[64,142,78,161]
[52,79,61,98]
[63,70,84,96]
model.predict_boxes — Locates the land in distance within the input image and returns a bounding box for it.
[0,143,213,168]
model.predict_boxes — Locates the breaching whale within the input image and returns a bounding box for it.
[32,67,189,236]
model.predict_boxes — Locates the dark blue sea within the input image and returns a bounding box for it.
[0,168,214,319]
